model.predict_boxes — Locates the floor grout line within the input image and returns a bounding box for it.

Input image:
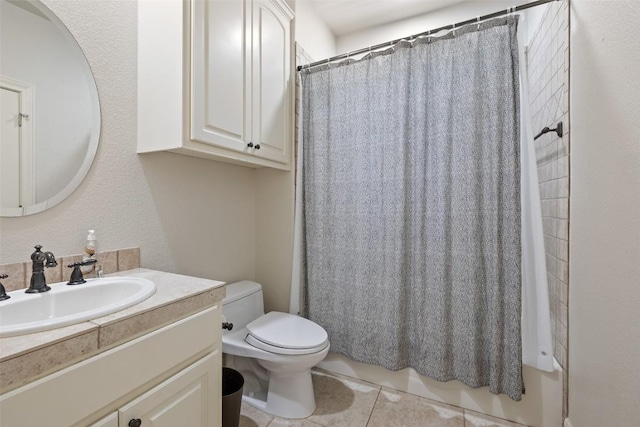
[364,386,381,427]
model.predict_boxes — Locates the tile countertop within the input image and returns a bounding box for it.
[0,268,226,393]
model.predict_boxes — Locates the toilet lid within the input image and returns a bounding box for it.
[246,312,328,350]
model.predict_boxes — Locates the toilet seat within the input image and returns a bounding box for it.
[245,312,329,356]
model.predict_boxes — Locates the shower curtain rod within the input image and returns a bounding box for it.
[297,0,560,71]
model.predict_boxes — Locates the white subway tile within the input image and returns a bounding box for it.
[557,198,569,219]
[558,239,569,262]
[558,219,569,241]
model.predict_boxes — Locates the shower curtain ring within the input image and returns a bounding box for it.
[477,16,481,30]
[452,23,456,36]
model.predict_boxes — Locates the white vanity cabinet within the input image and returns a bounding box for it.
[0,307,222,427]
[138,0,294,170]
[90,413,118,427]
[119,351,219,427]
[88,353,218,427]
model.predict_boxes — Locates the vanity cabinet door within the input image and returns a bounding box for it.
[90,412,118,427]
[251,0,293,165]
[119,351,220,427]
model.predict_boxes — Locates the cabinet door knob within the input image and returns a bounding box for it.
[247,142,254,148]
[254,144,261,150]
[128,419,142,427]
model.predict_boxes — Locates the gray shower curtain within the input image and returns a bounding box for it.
[300,17,523,400]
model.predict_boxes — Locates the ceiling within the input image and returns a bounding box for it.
[304,0,468,36]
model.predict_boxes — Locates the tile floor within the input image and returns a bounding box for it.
[238,369,528,427]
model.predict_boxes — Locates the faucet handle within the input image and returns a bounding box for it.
[0,274,10,301]
[67,259,97,285]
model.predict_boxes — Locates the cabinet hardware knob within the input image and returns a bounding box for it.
[247,142,254,148]
[254,144,261,150]
[128,419,142,427]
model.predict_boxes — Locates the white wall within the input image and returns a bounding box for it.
[568,1,640,426]
[255,168,295,313]
[295,0,336,61]
[336,0,544,55]
[0,0,257,285]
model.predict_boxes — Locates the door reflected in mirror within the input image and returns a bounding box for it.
[0,0,100,216]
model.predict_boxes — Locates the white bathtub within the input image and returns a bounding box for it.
[318,352,562,427]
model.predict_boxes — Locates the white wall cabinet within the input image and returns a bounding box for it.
[139,0,294,170]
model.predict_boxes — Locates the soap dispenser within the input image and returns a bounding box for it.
[81,230,97,274]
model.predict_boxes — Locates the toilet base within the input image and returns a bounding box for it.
[243,367,316,419]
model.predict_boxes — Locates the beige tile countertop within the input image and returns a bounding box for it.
[0,268,225,393]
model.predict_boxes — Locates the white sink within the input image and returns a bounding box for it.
[0,277,156,338]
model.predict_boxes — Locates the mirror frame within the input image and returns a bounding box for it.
[1,0,101,217]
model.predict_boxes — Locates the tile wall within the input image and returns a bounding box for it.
[0,247,140,292]
[526,0,570,419]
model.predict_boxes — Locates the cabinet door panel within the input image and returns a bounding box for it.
[119,351,220,427]
[90,412,118,427]
[252,0,292,164]
[192,0,251,151]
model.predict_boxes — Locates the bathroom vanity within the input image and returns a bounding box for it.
[0,269,225,427]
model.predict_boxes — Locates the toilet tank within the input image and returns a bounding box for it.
[222,281,265,330]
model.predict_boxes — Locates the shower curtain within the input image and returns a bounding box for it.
[291,16,553,401]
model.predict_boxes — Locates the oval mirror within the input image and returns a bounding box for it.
[0,0,100,216]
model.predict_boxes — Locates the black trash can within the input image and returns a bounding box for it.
[222,367,244,427]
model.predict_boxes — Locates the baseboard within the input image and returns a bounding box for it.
[564,417,574,427]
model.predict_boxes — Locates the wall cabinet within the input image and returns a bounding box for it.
[138,0,294,170]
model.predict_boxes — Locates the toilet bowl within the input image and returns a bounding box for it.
[222,281,329,419]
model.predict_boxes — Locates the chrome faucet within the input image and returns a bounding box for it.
[26,245,57,293]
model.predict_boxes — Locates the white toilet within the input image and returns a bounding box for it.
[222,281,329,419]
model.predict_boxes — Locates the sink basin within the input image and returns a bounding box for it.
[0,277,156,338]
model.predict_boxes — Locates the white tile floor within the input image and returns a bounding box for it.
[238,369,527,427]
